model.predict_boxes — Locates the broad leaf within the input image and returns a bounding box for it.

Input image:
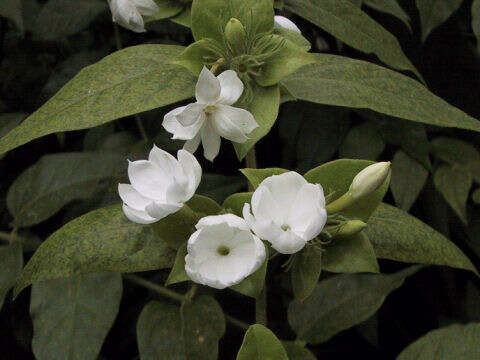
[7,152,124,227]
[0,45,196,155]
[397,323,480,359]
[281,55,480,133]
[0,0,23,31]
[339,122,385,160]
[223,192,253,216]
[434,165,472,224]
[364,0,411,32]
[283,0,420,78]
[288,266,422,344]
[291,245,322,301]
[323,232,380,274]
[237,324,288,360]
[15,205,176,296]
[0,243,23,310]
[416,0,463,42]
[304,159,390,222]
[365,203,477,273]
[234,85,281,160]
[240,168,289,189]
[391,150,428,211]
[30,273,122,360]
[0,113,25,159]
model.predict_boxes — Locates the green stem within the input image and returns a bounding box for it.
[245,148,257,191]
[255,287,267,326]
[123,274,249,330]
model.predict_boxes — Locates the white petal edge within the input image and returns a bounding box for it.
[196,66,221,105]
[122,203,157,224]
[217,70,244,105]
[274,15,301,33]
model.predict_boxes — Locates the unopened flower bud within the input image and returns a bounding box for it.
[335,220,367,238]
[225,18,247,53]
[349,162,391,199]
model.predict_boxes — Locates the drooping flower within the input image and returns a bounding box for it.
[163,66,258,161]
[185,214,266,289]
[349,162,391,199]
[274,15,301,33]
[243,172,327,254]
[108,0,159,33]
[118,146,201,224]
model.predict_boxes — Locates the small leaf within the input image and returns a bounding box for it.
[15,205,176,296]
[7,152,124,227]
[281,55,480,133]
[234,85,281,160]
[323,232,380,274]
[231,248,268,298]
[363,0,411,32]
[365,203,477,273]
[288,266,422,344]
[223,192,253,216]
[240,168,289,189]
[0,243,23,310]
[30,273,122,360]
[0,45,196,155]
[291,245,322,301]
[237,324,288,360]
[284,0,421,78]
[165,244,189,286]
[397,323,480,359]
[339,122,385,160]
[304,159,390,222]
[391,150,428,211]
[434,165,472,224]
[415,0,463,42]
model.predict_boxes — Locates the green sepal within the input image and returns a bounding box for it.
[172,39,219,76]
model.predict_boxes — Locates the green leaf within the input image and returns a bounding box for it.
[173,39,218,76]
[223,192,253,216]
[0,45,196,155]
[149,0,184,20]
[30,273,122,360]
[391,150,428,211]
[14,204,176,297]
[273,27,311,51]
[231,248,268,298]
[198,174,247,203]
[234,85,281,160]
[237,324,288,360]
[282,342,316,360]
[171,7,191,27]
[434,165,472,224]
[33,0,107,40]
[397,323,480,359]
[304,159,390,222]
[288,265,422,344]
[152,195,221,250]
[165,244,189,286]
[7,152,125,227]
[181,295,226,360]
[473,188,480,204]
[283,0,420,78]
[191,0,274,43]
[339,122,385,160]
[0,0,24,31]
[415,0,463,42]
[365,203,477,273]
[473,0,480,40]
[281,55,480,133]
[291,245,322,301]
[363,0,411,32]
[0,243,23,310]
[323,232,380,274]
[240,168,289,189]
[0,113,25,160]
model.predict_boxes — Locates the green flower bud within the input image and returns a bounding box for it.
[334,220,367,238]
[225,18,247,54]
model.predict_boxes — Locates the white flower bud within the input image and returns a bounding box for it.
[108,0,159,33]
[349,162,391,199]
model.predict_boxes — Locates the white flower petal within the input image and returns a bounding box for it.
[243,203,283,241]
[215,105,258,135]
[251,186,283,225]
[183,134,202,154]
[118,183,151,211]
[122,203,157,224]
[148,145,178,177]
[177,103,206,127]
[145,201,182,220]
[196,214,249,230]
[196,67,221,104]
[210,108,249,143]
[177,149,202,199]
[217,70,244,105]
[131,0,159,16]
[128,159,170,200]
[163,106,205,140]
[271,230,307,254]
[302,207,327,242]
[274,15,301,33]
[201,121,221,161]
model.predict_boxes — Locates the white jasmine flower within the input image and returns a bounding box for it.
[274,15,301,33]
[108,0,159,33]
[185,214,266,289]
[243,172,327,254]
[163,66,258,161]
[349,162,391,199]
[118,146,201,224]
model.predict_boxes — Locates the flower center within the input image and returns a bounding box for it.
[204,105,216,114]
[281,224,290,231]
[217,245,230,256]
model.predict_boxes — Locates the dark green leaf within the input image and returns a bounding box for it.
[237,324,288,360]
[282,55,480,133]
[149,0,184,20]
[365,203,477,273]
[0,243,23,310]
[0,113,25,160]
[473,0,480,40]
[30,273,122,360]
[240,168,289,189]
[397,323,480,359]
[415,0,463,42]
[339,122,385,160]
[364,0,411,32]
[0,0,23,31]
[7,152,125,227]
[0,45,196,155]
[283,342,316,360]
[198,174,247,203]
[222,192,253,216]
[292,246,322,301]
[288,266,422,344]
